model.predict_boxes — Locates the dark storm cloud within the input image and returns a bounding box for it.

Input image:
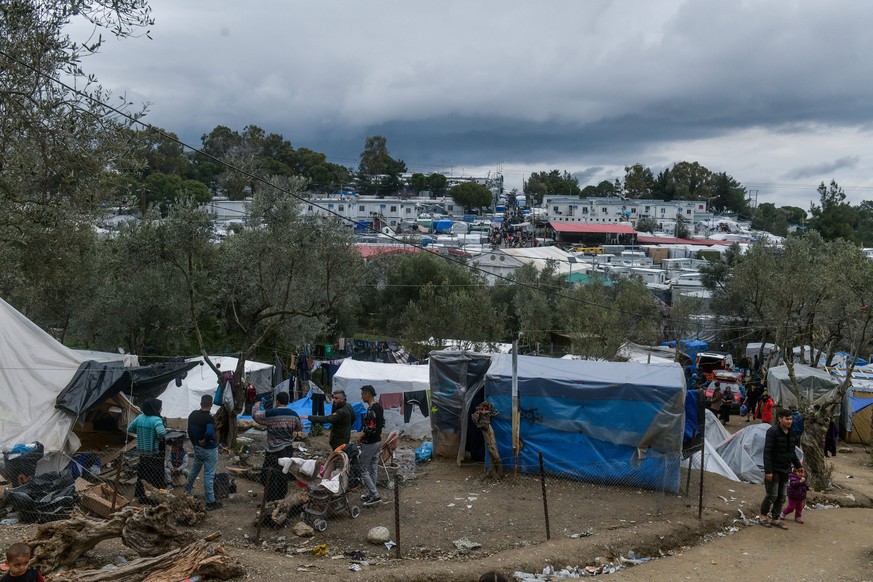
[68,0,873,203]
[783,156,861,180]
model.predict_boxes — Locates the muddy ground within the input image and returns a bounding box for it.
[2,424,872,581]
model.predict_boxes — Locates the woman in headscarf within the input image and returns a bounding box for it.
[127,398,167,502]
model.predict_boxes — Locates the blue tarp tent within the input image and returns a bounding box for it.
[484,355,686,491]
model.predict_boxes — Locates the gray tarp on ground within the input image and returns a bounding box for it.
[766,364,840,407]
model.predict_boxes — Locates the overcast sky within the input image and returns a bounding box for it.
[72,0,873,209]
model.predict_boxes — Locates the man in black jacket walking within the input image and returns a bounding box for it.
[759,408,802,529]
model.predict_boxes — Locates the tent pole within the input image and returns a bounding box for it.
[512,336,520,475]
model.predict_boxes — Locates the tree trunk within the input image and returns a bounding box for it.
[46,532,244,582]
[800,400,838,491]
[472,404,504,479]
[28,505,187,574]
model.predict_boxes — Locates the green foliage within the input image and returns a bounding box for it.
[808,180,856,242]
[751,203,789,237]
[524,170,581,204]
[357,135,407,196]
[711,172,749,216]
[635,216,658,233]
[555,278,660,359]
[450,182,493,212]
[622,164,655,199]
[580,180,618,198]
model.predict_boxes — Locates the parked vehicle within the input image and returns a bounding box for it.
[695,352,734,380]
[703,370,745,413]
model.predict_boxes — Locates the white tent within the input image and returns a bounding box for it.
[157,356,273,421]
[332,359,432,438]
[0,297,87,469]
[715,423,804,484]
[682,410,739,482]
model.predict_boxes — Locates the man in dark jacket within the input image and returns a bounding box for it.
[758,408,802,529]
[304,390,354,450]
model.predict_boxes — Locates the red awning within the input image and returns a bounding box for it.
[549,222,637,234]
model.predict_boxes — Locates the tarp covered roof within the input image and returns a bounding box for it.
[484,354,686,490]
[549,222,637,234]
[766,364,841,407]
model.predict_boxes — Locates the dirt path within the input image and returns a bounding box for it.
[612,507,873,581]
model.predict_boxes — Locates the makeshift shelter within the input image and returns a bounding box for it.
[429,351,493,463]
[715,424,804,484]
[485,355,686,490]
[430,352,687,492]
[841,380,873,445]
[766,364,841,407]
[682,410,739,482]
[0,297,196,473]
[332,359,432,438]
[157,356,273,422]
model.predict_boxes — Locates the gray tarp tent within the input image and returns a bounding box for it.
[766,364,840,407]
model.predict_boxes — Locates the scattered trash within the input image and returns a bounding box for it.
[453,538,482,551]
[415,441,433,463]
[348,564,362,572]
[447,503,455,507]
[620,550,650,566]
[384,541,396,550]
[0,518,19,525]
[846,475,854,479]
[570,528,594,538]
[514,561,623,579]
[312,544,329,557]
[345,550,367,561]
[844,493,856,501]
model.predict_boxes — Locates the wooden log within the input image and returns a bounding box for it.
[269,489,310,526]
[472,403,504,479]
[46,532,244,582]
[27,504,187,573]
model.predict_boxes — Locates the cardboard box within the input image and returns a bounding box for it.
[75,478,129,518]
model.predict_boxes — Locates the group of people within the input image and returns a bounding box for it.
[126,395,223,510]
[250,384,386,509]
[758,409,809,529]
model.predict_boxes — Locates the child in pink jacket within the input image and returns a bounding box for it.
[780,466,811,523]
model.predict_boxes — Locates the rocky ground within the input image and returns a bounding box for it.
[2,425,872,581]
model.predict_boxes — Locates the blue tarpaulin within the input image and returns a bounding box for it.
[850,397,873,415]
[484,355,686,491]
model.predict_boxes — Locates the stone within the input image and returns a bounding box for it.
[293,522,315,537]
[367,526,391,544]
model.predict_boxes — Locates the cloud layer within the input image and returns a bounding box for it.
[72,0,873,208]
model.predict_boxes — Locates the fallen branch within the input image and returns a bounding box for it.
[28,505,186,573]
[46,532,244,582]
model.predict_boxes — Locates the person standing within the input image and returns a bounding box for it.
[744,383,761,422]
[252,391,302,502]
[184,394,221,510]
[709,385,724,417]
[756,392,775,424]
[303,390,354,451]
[127,398,167,503]
[720,385,733,425]
[758,409,802,529]
[780,466,811,524]
[357,385,385,507]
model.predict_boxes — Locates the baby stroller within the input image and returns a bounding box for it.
[299,450,360,532]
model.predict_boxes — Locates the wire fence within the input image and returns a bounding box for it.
[0,441,709,553]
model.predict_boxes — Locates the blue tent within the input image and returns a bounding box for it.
[484,355,686,491]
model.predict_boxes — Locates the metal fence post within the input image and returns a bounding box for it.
[394,481,401,558]
[538,451,550,540]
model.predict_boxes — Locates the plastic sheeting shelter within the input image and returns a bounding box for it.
[332,359,432,438]
[682,410,739,482]
[766,364,840,407]
[485,354,686,491]
[0,297,192,472]
[157,356,274,421]
[844,390,873,445]
[715,424,804,484]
